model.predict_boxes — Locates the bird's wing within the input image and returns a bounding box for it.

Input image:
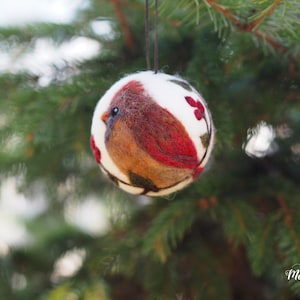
[132,104,199,169]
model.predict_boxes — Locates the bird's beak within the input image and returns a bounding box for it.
[101,112,109,123]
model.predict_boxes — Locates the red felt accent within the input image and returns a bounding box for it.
[185,96,197,107]
[185,96,205,121]
[194,109,203,120]
[196,100,205,113]
[90,135,101,164]
[133,103,199,169]
[118,80,145,96]
[193,166,203,179]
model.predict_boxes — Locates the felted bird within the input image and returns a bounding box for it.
[100,80,201,194]
[91,71,215,196]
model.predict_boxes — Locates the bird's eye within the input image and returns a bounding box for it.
[111,106,119,117]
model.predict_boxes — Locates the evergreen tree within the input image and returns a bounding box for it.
[1,0,300,299]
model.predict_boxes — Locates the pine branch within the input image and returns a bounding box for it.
[230,202,246,235]
[143,200,199,262]
[247,218,276,276]
[110,0,135,51]
[277,195,300,254]
[205,0,287,54]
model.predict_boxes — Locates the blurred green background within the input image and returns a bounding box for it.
[1,0,300,299]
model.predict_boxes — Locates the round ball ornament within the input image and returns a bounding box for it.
[91,71,214,196]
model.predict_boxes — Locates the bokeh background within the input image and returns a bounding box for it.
[1,0,300,299]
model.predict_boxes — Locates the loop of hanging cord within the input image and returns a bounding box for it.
[145,0,159,73]
[145,0,151,70]
[154,0,158,73]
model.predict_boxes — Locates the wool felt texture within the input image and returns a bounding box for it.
[91,71,214,196]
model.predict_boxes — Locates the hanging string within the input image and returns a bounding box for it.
[145,0,151,70]
[154,0,159,73]
[145,0,159,73]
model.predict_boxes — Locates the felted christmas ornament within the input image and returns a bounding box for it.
[91,71,214,196]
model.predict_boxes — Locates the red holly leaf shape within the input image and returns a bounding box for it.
[194,110,203,120]
[194,101,205,120]
[196,101,205,114]
[185,96,197,107]
[185,96,205,121]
